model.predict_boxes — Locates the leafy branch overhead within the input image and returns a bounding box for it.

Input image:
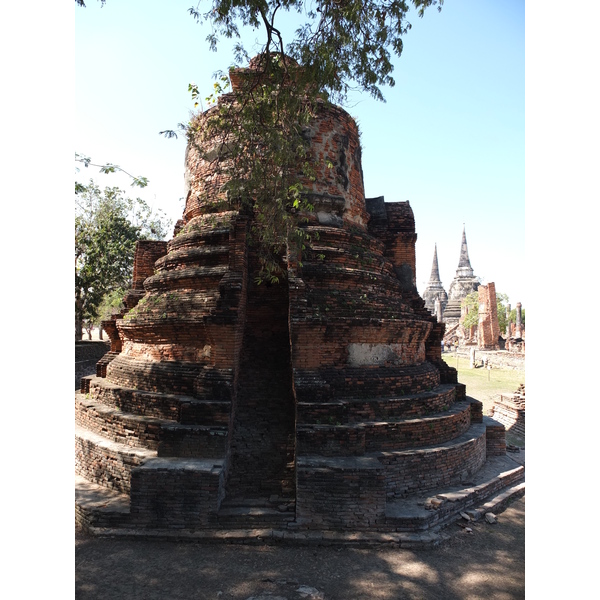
[184,2,443,283]
[75,153,149,191]
[79,1,444,283]
[188,0,443,103]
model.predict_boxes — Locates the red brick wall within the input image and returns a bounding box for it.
[132,240,168,290]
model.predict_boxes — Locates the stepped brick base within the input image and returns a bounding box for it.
[493,391,525,438]
[129,458,224,528]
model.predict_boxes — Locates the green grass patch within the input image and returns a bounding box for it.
[443,353,525,446]
[442,354,524,416]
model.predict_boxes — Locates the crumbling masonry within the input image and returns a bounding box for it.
[75,58,524,542]
[477,283,500,350]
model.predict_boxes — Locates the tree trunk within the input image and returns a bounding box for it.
[75,296,83,342]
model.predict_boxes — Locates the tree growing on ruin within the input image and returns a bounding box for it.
[178,1,444,282]
[75,181,171,341]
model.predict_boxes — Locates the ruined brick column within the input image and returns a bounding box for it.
[505,303,511,337]
[515,302,522,338]
[435,297,442,322]
[477,282,500,350]
[124,240,169,310]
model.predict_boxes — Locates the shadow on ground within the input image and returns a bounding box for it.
[75,497,524,600]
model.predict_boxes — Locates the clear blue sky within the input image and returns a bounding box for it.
[75,0,526,306]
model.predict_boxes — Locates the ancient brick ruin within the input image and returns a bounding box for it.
[504,302,525,354]
[493,384,525,439]
[477,283,500,350]
[75,58,524,544]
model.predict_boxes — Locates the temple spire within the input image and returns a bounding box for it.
[456,225,474,277]
[422,243,448,319]
[443,225,479,327]
[429,244,442,283]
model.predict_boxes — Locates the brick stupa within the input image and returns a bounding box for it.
[76,57,523,542]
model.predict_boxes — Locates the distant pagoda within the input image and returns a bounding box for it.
[443,226,479,327]
[422,244,448,321]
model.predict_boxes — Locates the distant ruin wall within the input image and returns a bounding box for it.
[450,348,524,370]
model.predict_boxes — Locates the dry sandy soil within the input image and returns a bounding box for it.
[75,496,524,600]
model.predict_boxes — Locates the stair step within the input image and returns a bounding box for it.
[129,457,225,529]
[464,482,526,521]
[155,245,229,271]
[297,384,459,423]
[76,393,229,457]
[221,496,295,509]
[167,226,232,252]
[297,401,474,455]
[75,474,132,529]
[375,423,488,499]
[144,265,229,292]
[158,423,228,457]
[75,425,156,494]
[293,364,444,402]
[217,505,295,528]
[87,377,231,424]
[76,393,168,451]
[384,454,525,531]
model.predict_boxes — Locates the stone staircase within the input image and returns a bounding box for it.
[76,458,523,547]
[76,377,524,546]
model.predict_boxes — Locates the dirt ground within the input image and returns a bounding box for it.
[75,496,524,600]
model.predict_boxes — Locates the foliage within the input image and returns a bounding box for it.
[186,57,319,283]
[75,181,171,339]
[509,305,525,327]
[79,0,444,103]
[460,291,479,329]
[79,1,444,283]
[97,288,128,323]
[495,292,510,333]
[180,2,443,282]
[75,0,105,7]
[75,153,149,192]
[188,0,443,104]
